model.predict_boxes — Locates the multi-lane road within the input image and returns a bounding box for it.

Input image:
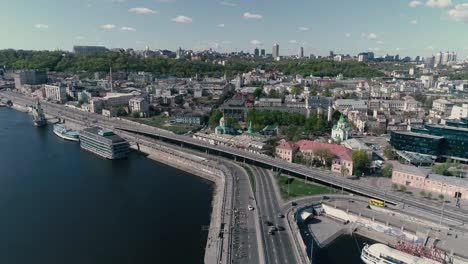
[253,166,298,264]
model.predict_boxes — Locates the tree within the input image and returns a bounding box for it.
[313,148,334,167]
[323,87,332,97]
[268,89,281,98]
[382,164,393,178]
[290,86,303,96]
[399,185,407,193]
[433,163,453,176]
[383,145,397,160]
[420,190,426,197]
[352,150,370,176]
[226,117,240,130]
[131,111,141,118]
[438,194,444,201]
[208,110,223,128]
[427,192,433,199]
[254,87,263,98]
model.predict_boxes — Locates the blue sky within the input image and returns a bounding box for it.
[2,0,468,58]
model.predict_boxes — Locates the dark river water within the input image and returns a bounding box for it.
[0,108,213,264]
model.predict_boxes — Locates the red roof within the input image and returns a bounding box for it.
[294,140,352,161]
[276,141,296,151]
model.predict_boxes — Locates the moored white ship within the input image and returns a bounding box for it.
[53,124,80,142]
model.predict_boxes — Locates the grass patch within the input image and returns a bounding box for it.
[277,175,337,199]
[242,165,256,193]
[126,116,201,134]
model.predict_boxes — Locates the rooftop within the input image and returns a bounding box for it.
[392,131,444,140]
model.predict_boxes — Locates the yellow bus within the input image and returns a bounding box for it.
[369,199,385,207]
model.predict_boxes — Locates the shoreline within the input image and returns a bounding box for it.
[3,105,229,264]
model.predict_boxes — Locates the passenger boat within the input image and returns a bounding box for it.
[53,124,80,142]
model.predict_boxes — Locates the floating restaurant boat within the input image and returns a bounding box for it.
[79,127,129,159]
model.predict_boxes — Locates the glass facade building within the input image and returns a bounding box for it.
[390,118,468,161]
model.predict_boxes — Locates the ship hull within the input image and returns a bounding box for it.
[53,129,80,142]
[34,120,47,127]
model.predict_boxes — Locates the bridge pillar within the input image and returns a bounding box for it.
[136,143,140,151]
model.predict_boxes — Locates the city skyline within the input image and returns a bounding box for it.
[3,0,468,58]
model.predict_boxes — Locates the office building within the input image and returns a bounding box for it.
[390,118,468,162]
[272,43,279,59]
[73,46,108,55]
[261,49,265,56]
[44,84,67,103]
[254,47,259,57]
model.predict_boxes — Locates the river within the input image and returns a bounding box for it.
[0,108,213,264]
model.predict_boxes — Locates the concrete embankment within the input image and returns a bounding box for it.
[132,144,230,264]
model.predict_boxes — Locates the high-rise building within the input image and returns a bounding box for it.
[298,47,304,58]
[435,52,443,66]
[261,49,265,56]
[73,46,108,55]
[272,43,279,59]
[254,47,260,57]
[425,56,435,69]
[176,47,184,59]
[14,70,47,89]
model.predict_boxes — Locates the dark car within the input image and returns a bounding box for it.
[291,202,297,206]
[277,214,284,218]
[276,226,285,231]
[265,220,273,226]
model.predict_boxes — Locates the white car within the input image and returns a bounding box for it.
[248,205,254,211]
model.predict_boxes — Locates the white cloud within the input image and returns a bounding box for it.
[120,26,136,31]
[376,40,385,45]
[345,33,351,37]
[34,24,49,29]
[250,40,262,46]
[129,7,159,15]
[172,15,193,23]
[298,26,309,31]
[243,12,263,19]
[361,32,377,39]
[102,24,116,29]
[157,0,175,2]
[111,0,126,3]
[448,4,468,22]
[217,23,225,27]
[289,40,297,44]
[409,1,423,7]
[426,0,452,8]
[425,45,435,51]
[220,1,237,7]
[75,36,85,40]
[369,47,381,51]
[410,19,418,24]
